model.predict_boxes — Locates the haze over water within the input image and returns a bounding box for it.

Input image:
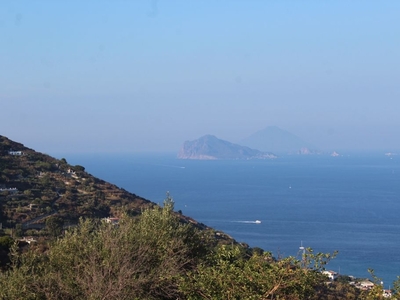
[2,1,400,154]
[66,153,400,287]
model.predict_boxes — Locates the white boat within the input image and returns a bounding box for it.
[255,220,261,224]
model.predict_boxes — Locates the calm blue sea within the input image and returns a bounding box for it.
[64,153,400,286]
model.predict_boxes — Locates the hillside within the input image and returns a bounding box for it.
[0,135,153,226]
[0,135,225,237]
[178,134,277,160]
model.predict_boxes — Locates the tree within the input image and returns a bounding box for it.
[393,276,400,299]
[23,190,32,197]
[179,246,338,300]
[0,236,14,269]
[45,216,64,237]
[74,165,85,172]
[14,224,23,238]
[0,236,13,250]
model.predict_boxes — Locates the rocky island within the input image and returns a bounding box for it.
[178,135,277,160]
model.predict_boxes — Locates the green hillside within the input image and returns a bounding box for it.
[0,135,213,233]
[0,135,154,226]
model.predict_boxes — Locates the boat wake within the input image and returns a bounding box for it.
[233,220,262,224]
[153,164,185,169]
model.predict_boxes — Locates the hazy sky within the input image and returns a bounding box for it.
[1,1,400,154]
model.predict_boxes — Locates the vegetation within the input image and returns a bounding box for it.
[0,199,398,299]
[0,135,156,228]
[1,135,400,299]
[0,135,210,240]
[0,198,209,299]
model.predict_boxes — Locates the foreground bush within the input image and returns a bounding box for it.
[0,198,209,300]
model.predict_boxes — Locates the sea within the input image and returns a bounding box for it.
[63,152,400,287]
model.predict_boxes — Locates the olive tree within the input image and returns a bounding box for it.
[179,245,338,300]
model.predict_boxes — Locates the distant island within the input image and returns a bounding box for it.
[240,126,318,154]
[178,135,277,160]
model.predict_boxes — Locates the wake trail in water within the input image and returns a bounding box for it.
[232,220,262,224]
[153,164,186,169]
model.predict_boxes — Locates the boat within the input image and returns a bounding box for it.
[255,220,261,224]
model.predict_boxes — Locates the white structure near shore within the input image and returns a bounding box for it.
[322,270,338,280]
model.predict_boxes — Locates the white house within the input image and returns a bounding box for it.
[359,280,375,289]
[8,151,23,155]
[383,289,392,298]
[322,270,338,280]
[0,187,18,194]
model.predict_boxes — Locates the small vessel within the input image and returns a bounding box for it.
[255,220,261,224]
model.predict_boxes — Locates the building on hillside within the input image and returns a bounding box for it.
[67,169,76,175]
[29,203,39,210]
[103,217,119,225]
[0,187,18,194]
[8,150,23,155]
[359,280,375,290]
[19,237,37,244]
[322,270,338,280]
[383,289,392,298]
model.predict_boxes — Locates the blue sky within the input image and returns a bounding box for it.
[1,1,400,154]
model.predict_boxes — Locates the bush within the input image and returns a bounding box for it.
[0,200,209,299]
[0,236,13,250]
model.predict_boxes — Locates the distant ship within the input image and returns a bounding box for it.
[255,220,261,224]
